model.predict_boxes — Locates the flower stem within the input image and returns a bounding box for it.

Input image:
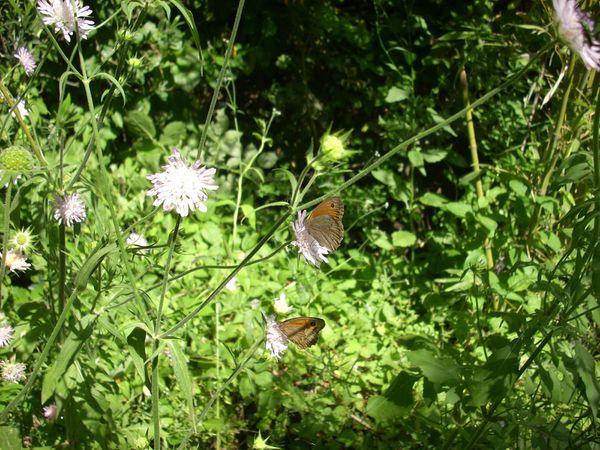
[152,216,182,450]
[460,67,494,271]
[0,182,13,308]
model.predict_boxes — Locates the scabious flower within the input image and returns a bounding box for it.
[42,404,58,421]
[1,361,26,383]
[9,228,35,253]
[225,277,238,291]
[4,250,31,273]
[553,0,600,71]
[36,0,95,43]
[273,293,293,314]
[14,47,36,76]
[146,148,218,217]
[0,325,14,348]
[126,232,149,254]
[54,192,87,226]
[265,315,288,359]
[291,210,329,268]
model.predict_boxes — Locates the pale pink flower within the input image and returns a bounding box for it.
[265,315,288,359]
[0,325,14,348]
[37,0,95,42]
[273,293,293,314]
[43,404,58,421]
[4,250,31,273]
[1,361,26,383]
[553,0,600,71]
[147,148,218,217]
[291,210,329,267]
[14,47,37,76]
[54,192,86,226]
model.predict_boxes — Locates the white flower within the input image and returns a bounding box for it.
[1,361,26,383]
[4,250,31,273]
[291,210,329,267]
[14,47,36,76]
[54,192,86,226]
[0,325,14,348]
[43,404,58,421]
[265,315,288,359]
[553,0,600,71]
[146,148,218,217]
[126,232,149,254]
[225,277,238,291]
[0,93,28,119]
[37,0,95,43]
[273,293,293,314]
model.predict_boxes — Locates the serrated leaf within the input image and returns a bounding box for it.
[125,110,156,139]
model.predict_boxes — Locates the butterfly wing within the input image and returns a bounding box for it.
[278,317,325,349]
[306,197,344,252]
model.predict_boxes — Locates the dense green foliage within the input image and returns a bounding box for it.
[0,0,599,448]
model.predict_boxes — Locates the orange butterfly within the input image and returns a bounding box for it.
[305,197,344,252]
[278,317,326,348]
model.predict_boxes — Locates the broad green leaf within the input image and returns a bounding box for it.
[0,426,20,450]
[125,110,156,140]
[443,202,471,218]
[366,372,417,421]
[419,192,447,207]
[407,349,460,385]
[392,230,417,247]
[160,121,187,146]
[167,340,196,427]
[385,86,410,103]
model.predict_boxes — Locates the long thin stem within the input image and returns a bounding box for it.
[152,216,182,450]
[195,0,246,161]
[460,67,494,271]
[0,182,13,308]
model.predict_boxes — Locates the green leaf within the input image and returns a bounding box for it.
[385,86,410,103]
[0,426,20,450]
[126,327,148,389]
[392,230,417,247]
[418,192,447,207]
[574,342,600,417]
[42,315,96,403]
[366,372,418,421]
[167,340,196,426]
[407,349,460,385]
[160,121,187,146]
[442,202,471,218]
[125,110,156,140]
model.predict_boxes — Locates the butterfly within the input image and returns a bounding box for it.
[278,317,326,349]
[306,197,344,252]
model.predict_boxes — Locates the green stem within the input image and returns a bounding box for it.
[195,0,246,160]
[0,182,13,308]
[152,216,182,450]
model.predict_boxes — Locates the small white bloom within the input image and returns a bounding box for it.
[273,293,293,314]
[1,361,26,383]
[553,0,600,71]
[14,47,36,76]
[0,325,14,348]
[265,315,288,359]
[43,404,58,421]
[5,250,31,273]
[126,232,149,254]
[37,0,95,43]
[9,228,35,253]
[146,148,218,217]
[0,93,28,119]
[291,210,329,267]
[54,192,86,226]
[225,277,238,291]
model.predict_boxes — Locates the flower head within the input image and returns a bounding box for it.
[1,361,26,383]
[5,250,31,273]
[0,146,34,186]
[265,315,288,359]
[14,47,36,76]
[291,210,329,267]
[0,325,14,348]
[553,0,600,71]
[9,228,35,253]
[273,293,293,314]
[126,232,149,254]
[54,192,87,227]
[225,277,238,292]
[37,0,95,43]
[43,404,58,421]
[146,148,218,217]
